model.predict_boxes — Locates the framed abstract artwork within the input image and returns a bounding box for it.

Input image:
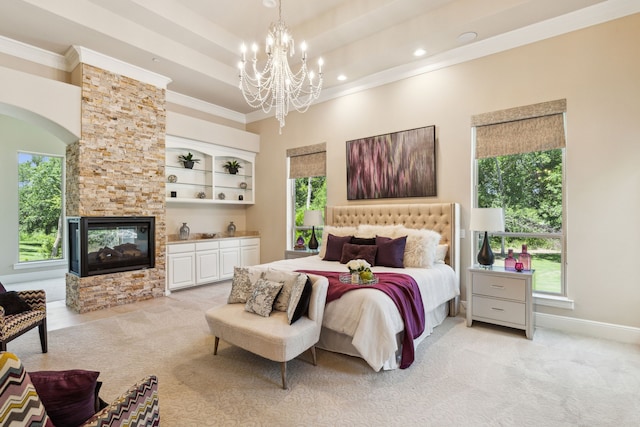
[346,125,436,200]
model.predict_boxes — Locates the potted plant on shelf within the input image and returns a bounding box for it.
[223,160,242,175]
[178,152,200,169]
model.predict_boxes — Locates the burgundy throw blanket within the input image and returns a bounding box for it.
[298,270,425,369]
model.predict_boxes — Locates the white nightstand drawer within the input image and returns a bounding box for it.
[473,274,526,301]
[472,295,526,325]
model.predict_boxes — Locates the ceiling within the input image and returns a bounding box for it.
[0,0,632,121]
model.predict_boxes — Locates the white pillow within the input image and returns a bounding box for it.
[398,227,441,268]
[318,226,357,259]
[435,244,449,264]
[355,224,404,239]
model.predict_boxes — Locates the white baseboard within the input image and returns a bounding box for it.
[535,312,640,344]
[462,299,640,344]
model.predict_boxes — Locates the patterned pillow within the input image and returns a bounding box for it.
[0,352,53,427]
[265,270,307,313]
[400,227,441,268]
[288,277,313,324]
[244,279,284,317]
[228,266,264,303]
[318,226,357,258]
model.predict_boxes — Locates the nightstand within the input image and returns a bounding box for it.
[467,266,534,339]
[284,249,319,259]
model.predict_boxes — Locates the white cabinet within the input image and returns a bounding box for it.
[240,238,260,266]
[195,241,220,284]
[167,243,196,290]
[467,266,534,339]
[219,240,240,279]
[166,136,255,205]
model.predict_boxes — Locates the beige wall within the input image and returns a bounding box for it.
[247,14,640,328]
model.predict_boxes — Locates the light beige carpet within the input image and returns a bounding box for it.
[10,285,640,426]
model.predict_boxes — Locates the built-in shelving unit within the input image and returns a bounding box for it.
[166,135,255,205]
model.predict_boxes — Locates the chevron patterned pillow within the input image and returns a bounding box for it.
[0,352,53,427]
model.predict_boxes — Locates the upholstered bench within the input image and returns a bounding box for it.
[205,271,328,389]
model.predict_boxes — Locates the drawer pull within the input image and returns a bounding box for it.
[491,307,505,311]
[490,285,505,289]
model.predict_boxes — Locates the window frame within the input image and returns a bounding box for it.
[472,133,568,297]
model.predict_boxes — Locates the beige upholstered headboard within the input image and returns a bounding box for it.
[326,203,460,275]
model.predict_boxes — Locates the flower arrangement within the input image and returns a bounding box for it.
[346,259,374,282]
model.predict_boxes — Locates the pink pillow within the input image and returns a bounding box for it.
[323,234,353,261]
[375,235,407,268]
[340,243,378,266]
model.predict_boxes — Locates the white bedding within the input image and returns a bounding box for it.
[261,255,459,371]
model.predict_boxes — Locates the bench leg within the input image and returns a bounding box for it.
[214,337,220,355]
[281,362,287,390]
[310,346,317,366]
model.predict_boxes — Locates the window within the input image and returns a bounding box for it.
[286,143,326,249]
[472,100,566,296]
[18,152,64,262]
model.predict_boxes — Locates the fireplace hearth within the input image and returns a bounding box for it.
[68,216,155,277]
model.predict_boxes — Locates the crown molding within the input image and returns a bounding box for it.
[65,46,172,89]
[0,35,67,70]
[165,91,246,124]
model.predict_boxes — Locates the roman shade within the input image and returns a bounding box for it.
[472,99,566,158]
[287,142,326,178]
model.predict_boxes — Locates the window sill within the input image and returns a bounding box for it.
[14,259,67,270]
[533,292,574,310]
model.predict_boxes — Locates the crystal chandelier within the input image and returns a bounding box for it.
[238,0,323,133]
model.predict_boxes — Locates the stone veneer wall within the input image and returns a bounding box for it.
[66,63,166,313]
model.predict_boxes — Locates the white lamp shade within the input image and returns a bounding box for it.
[303,210,323,227]
[469,208,505,232]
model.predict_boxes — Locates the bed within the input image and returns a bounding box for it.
[262,203,461,372]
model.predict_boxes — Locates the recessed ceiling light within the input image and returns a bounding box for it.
[151,57,160,62]
[413,48,427,57]
[337,74,347,81]
[262,0,277,7]
[458,32,478,43]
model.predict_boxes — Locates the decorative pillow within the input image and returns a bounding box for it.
[0,291,32,315]
[228,266,264,303]
[323,234,354,261]
[401,227,441,268]
[244,279,284,317]
[355,224,404,239]
[0,352,53,427]
[340,243,378,266]
[30,370,101,427]
[350,236,376,245]
[318,226,357,258]
[288,276,313,324]
[436,244,449,264]
[375,236,407,268]
[265,270,308,312]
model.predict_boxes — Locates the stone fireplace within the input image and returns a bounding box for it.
[65,61,167,313]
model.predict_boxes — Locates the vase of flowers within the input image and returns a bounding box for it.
[346,259,373,284]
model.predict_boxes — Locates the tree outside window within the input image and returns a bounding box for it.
[18,152,63,262]
[292,176,326,247]
[476,149,564,294]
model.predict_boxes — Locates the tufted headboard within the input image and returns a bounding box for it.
[326,203,460,275]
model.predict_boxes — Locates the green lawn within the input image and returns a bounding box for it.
[494,252,561,293]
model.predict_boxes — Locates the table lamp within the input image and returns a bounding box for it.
[469,208,504,267]
[303,210,323,250]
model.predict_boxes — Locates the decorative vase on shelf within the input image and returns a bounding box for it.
[227,221,236,236]
[504,249,517,271]
[519,244,532,271]
[179,223,190,240]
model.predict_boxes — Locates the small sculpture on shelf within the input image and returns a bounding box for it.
[223,159,242,174]
[178,152,200,169]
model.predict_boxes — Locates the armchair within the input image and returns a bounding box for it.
[0,287,47,352]
[0,351,159,427]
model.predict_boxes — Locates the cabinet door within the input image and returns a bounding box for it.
[241,245,260,267]
[168,252,196,290]
[196,249,219,284]
[220,247,240,279]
